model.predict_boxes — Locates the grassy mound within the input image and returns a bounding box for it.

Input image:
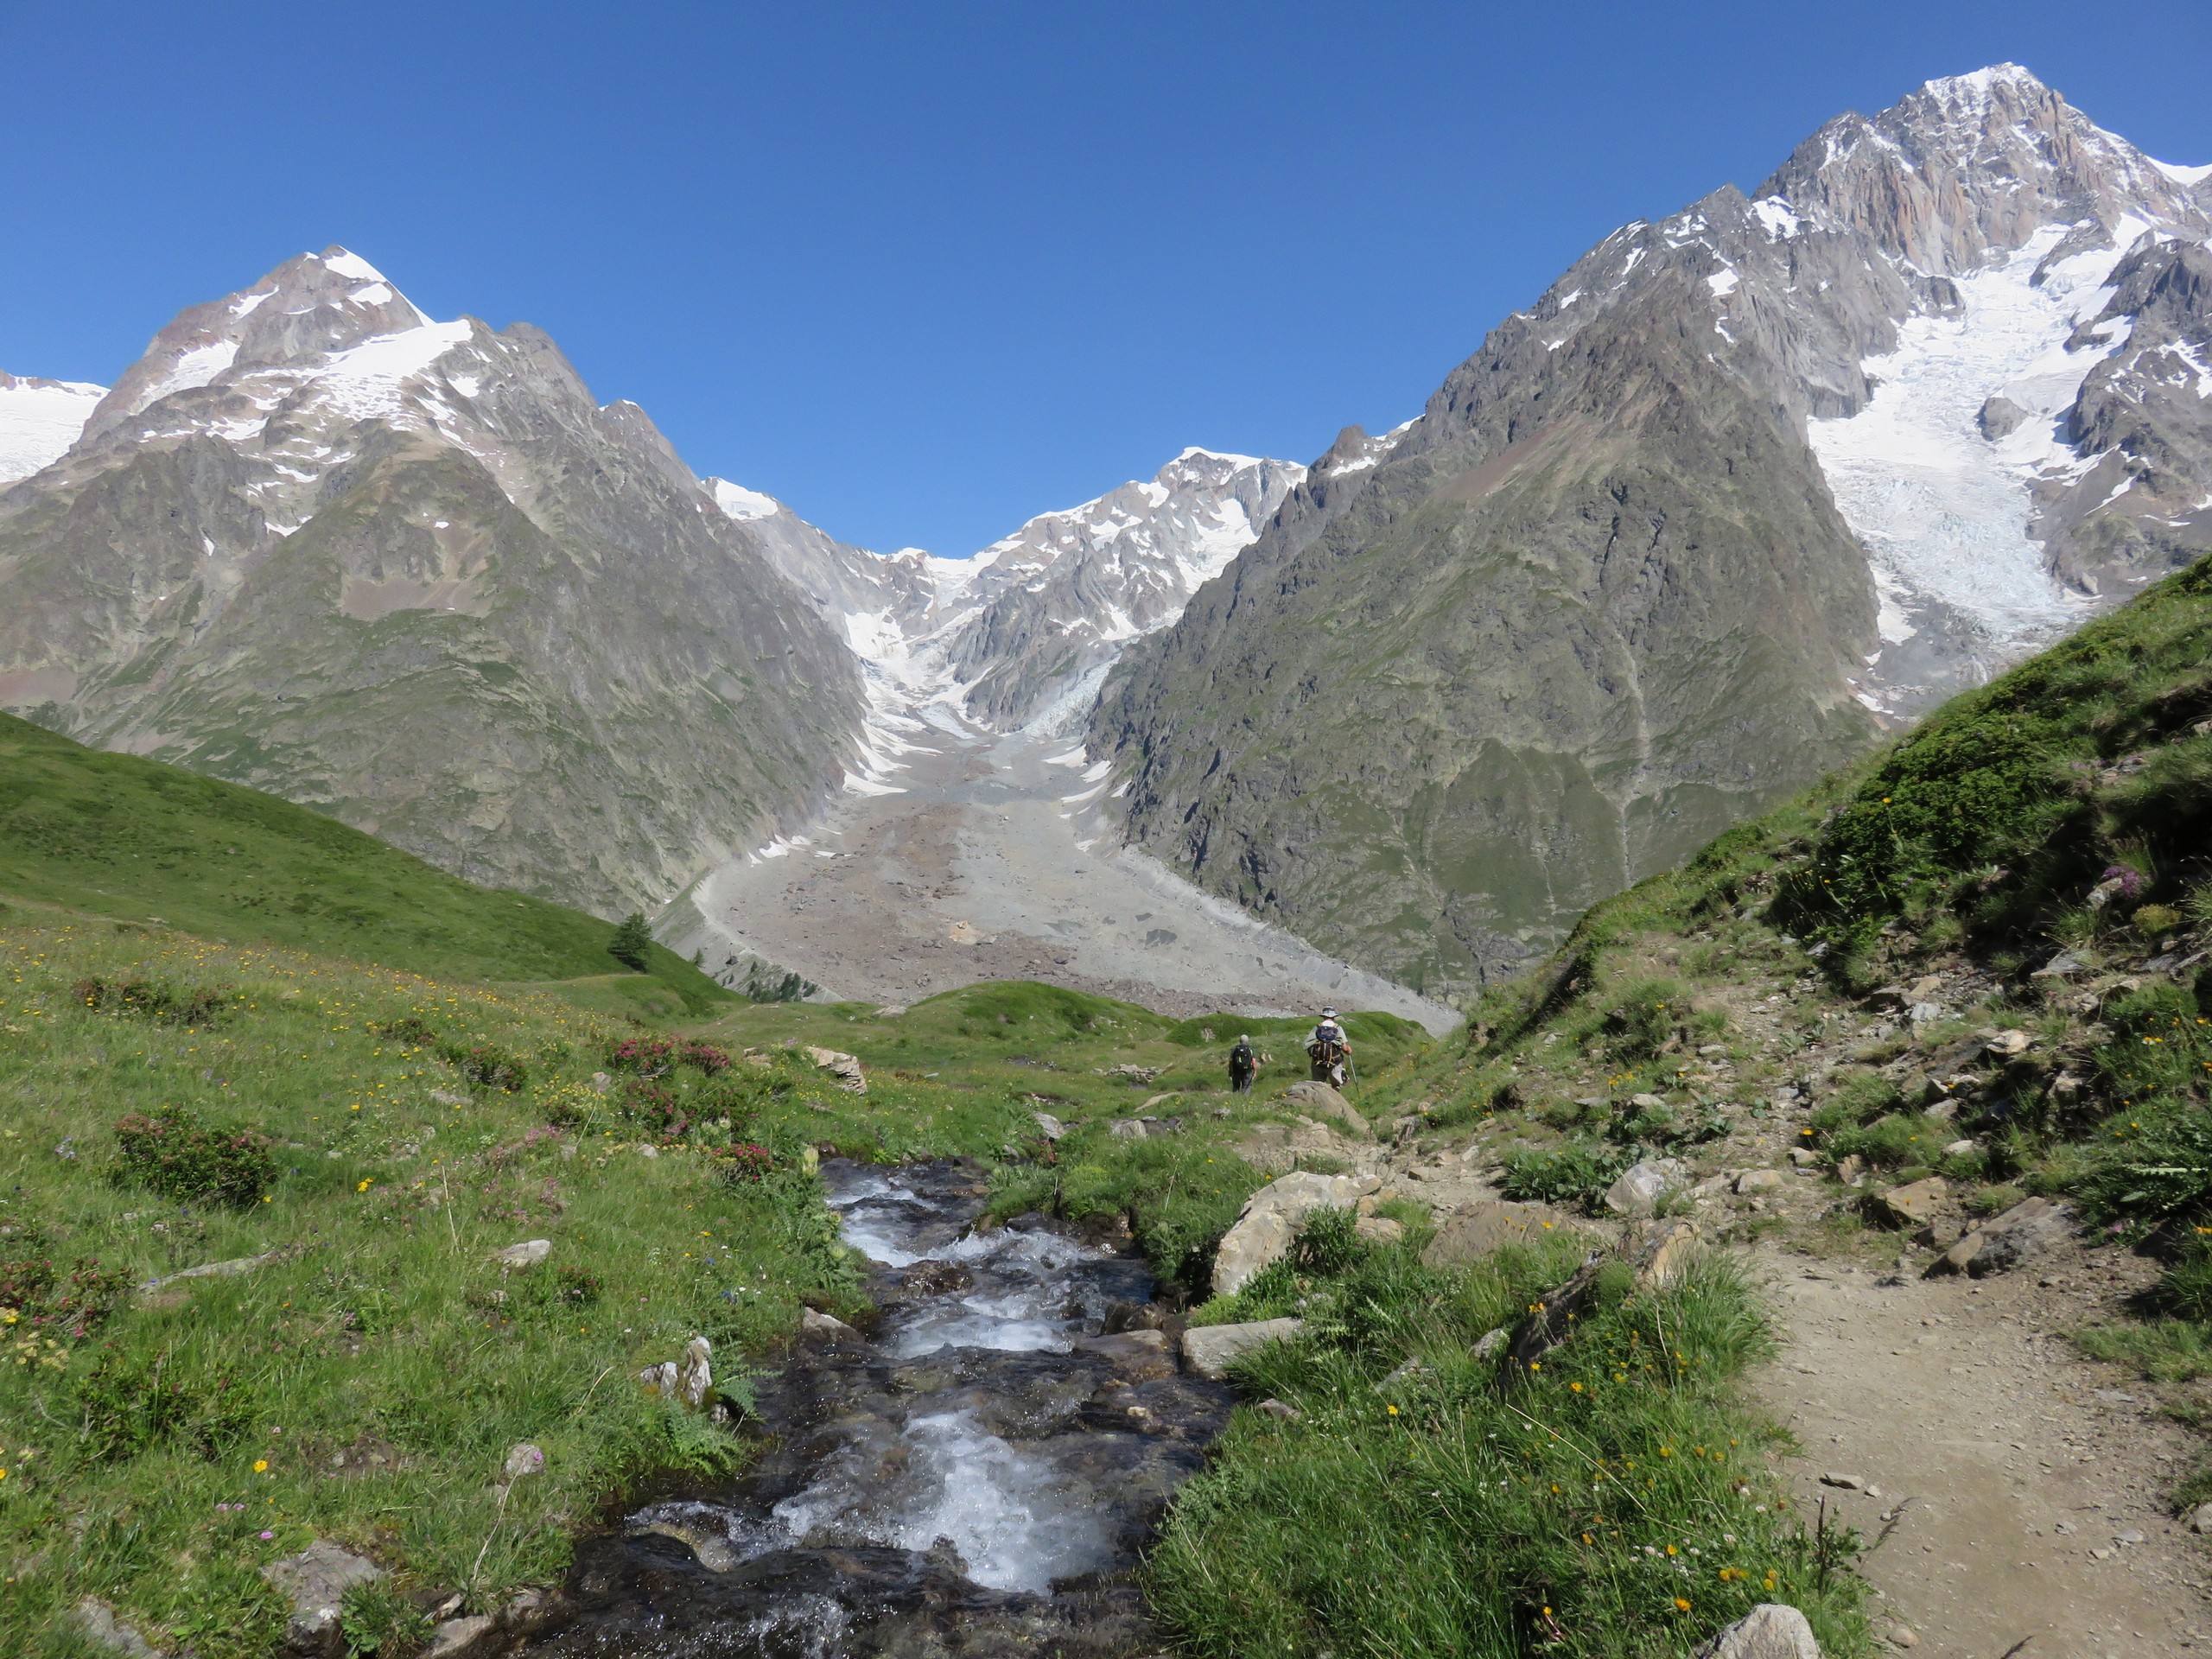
[0,714,728,1014]
[1150,1220,1866,1658]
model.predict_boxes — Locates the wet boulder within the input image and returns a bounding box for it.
[1077,1329,1177,1384]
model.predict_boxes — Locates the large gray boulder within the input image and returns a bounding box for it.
[1183,1318,1305,1380]
[1692,1603,1821,1658]
[1211,1170,1380,1296]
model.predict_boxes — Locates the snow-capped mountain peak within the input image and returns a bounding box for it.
[0,372,106,486]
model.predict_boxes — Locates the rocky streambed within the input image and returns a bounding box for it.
[527,1160,1232,1656]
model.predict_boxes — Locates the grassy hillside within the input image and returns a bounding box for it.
[0,713,729,1014]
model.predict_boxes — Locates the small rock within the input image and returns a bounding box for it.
[1031,1112,1065,1141]
[1820,1471,1866,1491]
[801,1306,855,1337]
[587,1071,613,1093]
[1925,1196,2071,1279]
[1182,1317,1305,1380]
[1885,1628,1918,1650]
[423,1615,497,1659]
[1735,1168,1787,1195]
[1630,1091,1668,1109]
[635,1360,678,1397]
[1281,1079,1372,1139]
[1632,1217,1701,1291]
[75,1599,162,1659]
[1942,1139,1977,1158]
[804,1046,868,1094]
[1353,1215,1405,1244]
[499,1588,561,1636]
[1254,1397,1303,1423]
[1108,1118,1147,1140]
[1868,1177,1948,1230]
[2029,950,2085,978]
[2113,1528,2146,1545]
[1602,1157,1688,1217]
[1908,974,1943,998]
[1691,1602,1821,1658]
[1789,1148,1820,1168]
[1983,1028,2033,1057]
[262,1539,385,1650]
[430,1089,468,1106]
[1076,1329,1177,1382]
[1908,1001,1944,1026]
[1835,1154,1866,1186]
[2190,1501,2212,1535]
[503,1442,544,1480]
[1471,1326,1509,1360]
[493,1238,551,1270]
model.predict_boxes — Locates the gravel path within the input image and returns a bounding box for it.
[1750,1243,2210,1657]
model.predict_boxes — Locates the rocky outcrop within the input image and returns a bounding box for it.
[1211,1169,1379,1296]
[0,249,864,918]
[1691,1603,1822,1659]
[1090,67,2212,1000]
[261,1538,385,1652]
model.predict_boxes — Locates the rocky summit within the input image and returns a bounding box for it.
[0,249,863,916]
[1090,66,2212,1001]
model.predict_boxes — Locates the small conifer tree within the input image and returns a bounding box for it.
[608,912,653,971]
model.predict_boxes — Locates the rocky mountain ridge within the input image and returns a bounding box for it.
[1088,64,2212,1003]
[0,248,865,917]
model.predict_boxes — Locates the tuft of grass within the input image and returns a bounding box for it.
[2073,1319,2212,1383]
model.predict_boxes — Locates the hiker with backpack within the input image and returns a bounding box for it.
[1228,1033,1258,1093]
[1305,1007,1351,1088]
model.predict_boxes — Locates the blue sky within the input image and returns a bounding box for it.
[4,2,2209,555]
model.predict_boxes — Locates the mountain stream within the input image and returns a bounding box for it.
[528,1160,1231,1656]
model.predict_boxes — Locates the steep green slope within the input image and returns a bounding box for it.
[0,713,728,1010]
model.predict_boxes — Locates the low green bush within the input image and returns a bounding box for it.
[1826,1113,1952,1172]
[111,1103,275,1206]
[436,1039,529,1093]
[72,975,230,1026]
[1498,1141,1630,1211]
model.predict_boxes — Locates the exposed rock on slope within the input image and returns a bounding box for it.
[0,249,863,915]
[1090,66,2212,1001]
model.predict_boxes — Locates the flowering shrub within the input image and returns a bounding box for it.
[436,1040,529,1093]
[711,1142,775,1184]
[370,1014,438,1047]
[112,1104,276,1207]
[622,1080,690,1139]
[0,1222,130,1339]
[605,1037,731,1077]
[72,975,230,1027]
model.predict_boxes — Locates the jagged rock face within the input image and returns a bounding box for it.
[1091,65,2212,1000]
[718,448,1304,734]
[0,249,863,916]
[938,450,1305,729]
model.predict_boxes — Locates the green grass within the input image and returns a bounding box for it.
[0,713,729,1014]
[0,918,937,1656]
[1146,1220,1870,1658]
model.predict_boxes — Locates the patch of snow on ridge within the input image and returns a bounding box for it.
[319,250,387,282]
[1807,222,2132,649]
[0,376,105,485]
[309,321,477,423]
[709,479,781,520]
[2150,158,2212,188]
